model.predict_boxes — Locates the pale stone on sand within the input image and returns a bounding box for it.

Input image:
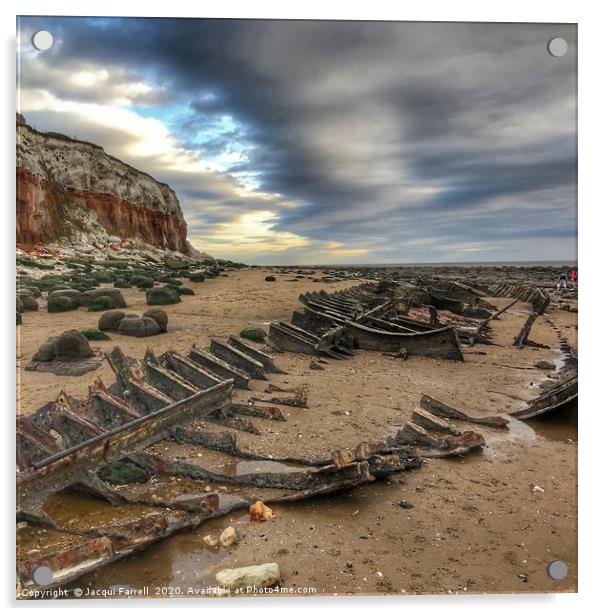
[219,526,238,547]
[215,563,280,590]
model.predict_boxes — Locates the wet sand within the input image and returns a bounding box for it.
[16,269,578,595]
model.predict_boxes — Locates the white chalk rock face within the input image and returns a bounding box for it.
[215,563,280,590]
[16,113,188,252]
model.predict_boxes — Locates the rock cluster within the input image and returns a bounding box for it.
[98,308,168,337]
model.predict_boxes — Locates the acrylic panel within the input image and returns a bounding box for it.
[16,17,577,599]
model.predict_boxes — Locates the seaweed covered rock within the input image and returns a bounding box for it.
[98,309,126,331]
[88,295,116,312]
[146,286,181,306]
[53,330,94,360]
[164,257,187,270]
[176,286,195,295]
[158,275,182,285]
[81,288,126,308]
[93,270,114,284]
[18,294,38,311]
[98,460,150,485]
[113,278,131,289]
[131,275,154,289]
[240,327,267,342]
[143,308,168,333]
[20,285,41,298]
[117,314,162,337]
[48,288,82,305]
[48,295,80,313]
[81,328,111,341]
[265,275,276,282]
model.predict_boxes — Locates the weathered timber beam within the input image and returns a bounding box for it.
[189,347,250,389]
[210,338,267,380]
[162,350,222,389]
[16,381,233,522]
[132,451,372,492]
[227,336,286,374]
[420,394,509,428]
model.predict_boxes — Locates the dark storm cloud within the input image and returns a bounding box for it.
[18,17,577,262]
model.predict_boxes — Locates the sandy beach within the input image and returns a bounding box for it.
[16,268,577,595]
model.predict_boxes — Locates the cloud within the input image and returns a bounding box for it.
[17,17,577,263]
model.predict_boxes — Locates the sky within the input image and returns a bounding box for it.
[17,17,577,264]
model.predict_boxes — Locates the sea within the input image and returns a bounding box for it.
[270,260,577,269]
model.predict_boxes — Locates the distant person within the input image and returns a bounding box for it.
[556,272,568,289]
[570,269,578,288]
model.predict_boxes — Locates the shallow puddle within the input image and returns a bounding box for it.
[64,510,250,598]
[529,399,577,443]
[482,416,537,460]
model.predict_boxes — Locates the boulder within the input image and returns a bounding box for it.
[146,286,182,306]
[117,314,162,338]
[47,289,81,312]
[53,330,94,360]
[215,563,280,590]
[16,288,34,298]
[219,526,238,547]
[176,286,195,295]
[189,270,205,282]
[265,275,276,282]
[131,275,154,289]
[534,360,555,371]
[240,327,266,342]
[48,289,82,304]
[47,295,80,313]
[158,275,182,285]
[21,285,41,298]
[88,295,116,312]
[80,328,111,341]
[81,288,126,308]
[98,309,126,331]
[32,340,57,362]
[143,308,168,332]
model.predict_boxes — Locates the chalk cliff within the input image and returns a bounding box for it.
[16,114,189,253]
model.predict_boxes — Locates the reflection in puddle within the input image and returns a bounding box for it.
[483,397,577,460]
[67,510,249,597]
[483,416,537,460]
[529,399,577,443]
